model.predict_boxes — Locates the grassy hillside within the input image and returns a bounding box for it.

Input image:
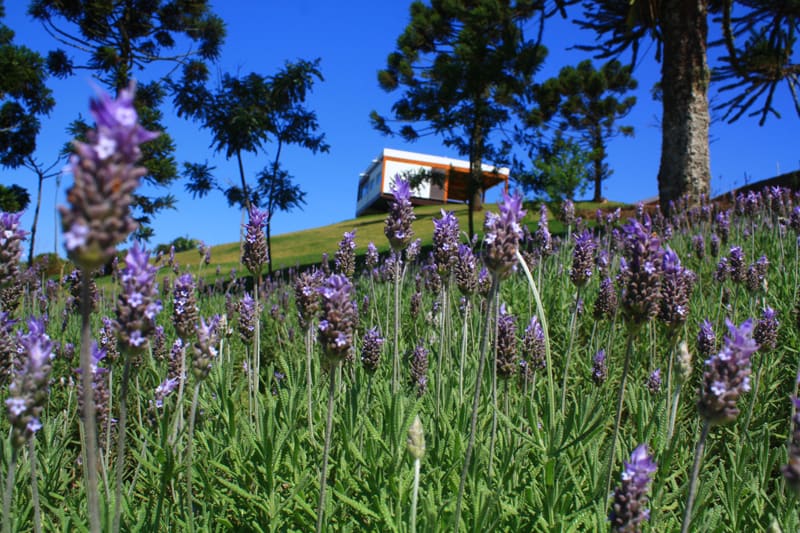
[172,199,628,276]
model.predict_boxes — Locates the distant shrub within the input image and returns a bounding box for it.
[155,235,199,256]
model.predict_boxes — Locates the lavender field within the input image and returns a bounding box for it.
[2,89,800,533]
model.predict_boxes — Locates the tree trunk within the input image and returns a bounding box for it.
[657,0,711,213]
[236,150,252,213]
[28,170,44,266]
[592,133,606,203]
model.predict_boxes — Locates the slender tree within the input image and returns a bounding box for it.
[176,59,327,272]
[577,0,800,211]
[28,0,226,238]
[371,0,552,239]
[528,59,637,202]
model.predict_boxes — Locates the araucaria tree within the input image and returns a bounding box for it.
[578,0,800,211]
[528,59,637,202]
[28,0,226,239]
[175,59,327,273]
[371,0,549,238]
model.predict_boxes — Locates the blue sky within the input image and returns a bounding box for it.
[2,1,798,258]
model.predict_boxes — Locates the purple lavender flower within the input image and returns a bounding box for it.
[697,319,716,358]
[361,327,384,373]
[496,304,518,379]
[152,325,167,361]
[534,203,552,257]
[0,211,28,311]
[334,230,357,277]
[455,244,478,296]
[522,316,546,371]
[237,293,257,345]
[384,176,416,251]
[483,190,526,279]
[715,210,730,244]
[115,243,161,354]
[365,242,379,269]
[294,269,323,329]
[172,273,198,339]
[60,84,158,269]
[570,229,596,288]
[192,315,221,381]
[709,233,720,257]
[753,306,778,352]
[153,377,179,409]
[406,238,422,264]
[692,234,705,261]
[790,207,800,235]
[433,209,460,273]
[422,253,442,294]
[646,369,662,394]
[617,219,664,328]
[477,267,492,296]
[594,277,618,320]
[317,274,358,371]
[5,318,54,447]
[698,319,759,426]
[746,255,769,292]
[608,444,657,532]
[658,248,694,329]
[409,343,429,396]
[561,199,575,227]
[242,206,269,277]
[592,349,608,385]
[727,246,745,283]
[0,312,17,385]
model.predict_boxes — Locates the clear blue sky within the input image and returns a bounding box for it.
[2,1,797,258]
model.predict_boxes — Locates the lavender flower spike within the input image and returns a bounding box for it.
[0,211,28,311]
[433,209,460,273]
[698,318,759,426]
[242,206,269,277]
[608,444,657,532]
[483,190,526,279]
[60,83,158,269]
[192,315,222,381]
[569,229,596,288]
[115,242,161,354]
[334,230,357,277]
[384,176,416,251]
[618,219,664,328]
[6,318,54,448]
[317,274,358,371]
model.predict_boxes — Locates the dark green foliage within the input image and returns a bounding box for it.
[515,134,590,201]
[372,0,555,238]
[0,184,30,212]
[28,0,226,239]
[0,0,54,169]
[522,59,636,202]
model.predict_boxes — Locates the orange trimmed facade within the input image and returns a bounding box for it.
[356,148,509,217]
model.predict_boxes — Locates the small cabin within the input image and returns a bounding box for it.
[355,148,509,217]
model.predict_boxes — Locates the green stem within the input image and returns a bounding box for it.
[604,332,635,501]
[306,326,315,442]
[560,287,582,412]
[516,250,556,430]
[410,458,421,533]
[459,303,470,405]
[392,260,400,394]
[29,439,42,533]
[316,367,338,533]
[113,356,133,533]
[79,271,101,533]
[186,383,201,533]
[667,383,682,445]
[2,447,18,533]
[454,277,499,531]
[681,420,711,533]
[489,288,499,477]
